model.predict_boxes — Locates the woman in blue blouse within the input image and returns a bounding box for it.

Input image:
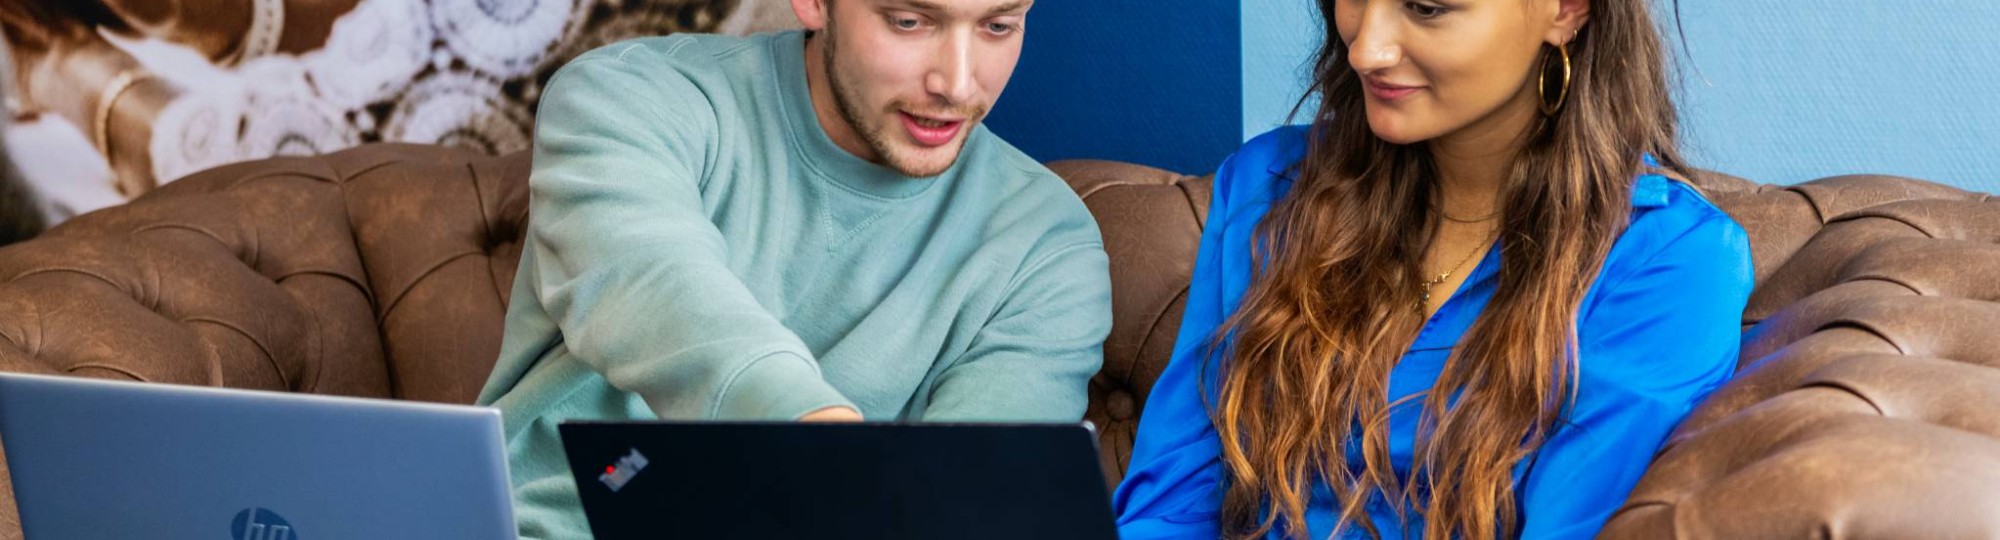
[1112,0,1751,539]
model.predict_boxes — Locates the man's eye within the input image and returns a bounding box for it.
[986,22,1020,35]
[891,16,923,30]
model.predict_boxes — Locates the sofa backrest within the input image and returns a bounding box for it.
[1053,159,2000,538]
[1044,161,1212,487]
[2,144,1996,538]
[0,144,528,403]
[1603,172,2000,537]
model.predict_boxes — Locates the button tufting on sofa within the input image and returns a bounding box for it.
[2,146,1996,539]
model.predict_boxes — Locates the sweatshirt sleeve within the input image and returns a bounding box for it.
[921,242,1113,422]
[519,48,853,421]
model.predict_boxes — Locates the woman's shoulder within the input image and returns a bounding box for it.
[1212,126,1313,210]
[1632,173,1749,253]
[1234,125,1312,170]
[1606,172,1754,290]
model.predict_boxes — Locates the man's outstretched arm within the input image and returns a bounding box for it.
[520,46,854,421]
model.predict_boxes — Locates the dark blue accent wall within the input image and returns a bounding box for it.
[983,0,1241,176]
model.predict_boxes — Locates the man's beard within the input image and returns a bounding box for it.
[820,20,982,178]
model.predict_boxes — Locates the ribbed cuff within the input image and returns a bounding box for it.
[711,352,855,420]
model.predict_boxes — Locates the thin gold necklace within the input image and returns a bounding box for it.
[1417,225,1497,312]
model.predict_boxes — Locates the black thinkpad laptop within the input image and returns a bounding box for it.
[558,421,1118,540]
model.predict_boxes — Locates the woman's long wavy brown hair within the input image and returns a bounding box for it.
[1211,1,1691,538]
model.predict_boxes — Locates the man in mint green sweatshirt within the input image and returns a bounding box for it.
[475,0,1111,536]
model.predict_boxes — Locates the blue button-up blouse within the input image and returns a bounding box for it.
[1112,126,1755,539]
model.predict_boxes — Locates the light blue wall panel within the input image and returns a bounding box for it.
[1241,0,2000,191]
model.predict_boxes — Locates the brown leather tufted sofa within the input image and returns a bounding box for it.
[2,144,1996,538]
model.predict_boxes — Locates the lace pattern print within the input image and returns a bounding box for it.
[237,59,363,158]
[382,70,532,155]
[306,0,437,111]
[148,85,247,184]
[9,0,763,209]
[432,0,586,79]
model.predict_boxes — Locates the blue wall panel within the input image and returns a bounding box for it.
[984,0,1242,175]
[1241,0,2000,191]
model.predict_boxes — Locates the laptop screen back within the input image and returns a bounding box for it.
[0,373,516,539]
[560,421,1117,540]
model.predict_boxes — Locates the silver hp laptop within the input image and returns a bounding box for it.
[0,373,516,539]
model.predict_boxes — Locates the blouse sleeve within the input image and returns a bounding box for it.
[1515,214,1755,539]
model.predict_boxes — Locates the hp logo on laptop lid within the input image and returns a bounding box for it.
[232,507,296,540]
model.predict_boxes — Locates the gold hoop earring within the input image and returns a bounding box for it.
[1538,42,1571,116]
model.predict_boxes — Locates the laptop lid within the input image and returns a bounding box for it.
[0,373,516,540]
[559,421,1118,540]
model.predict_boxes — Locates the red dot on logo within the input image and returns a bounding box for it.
[605,466,616,475]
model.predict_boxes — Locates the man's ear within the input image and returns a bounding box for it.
[791,0,831,32]
[1549,0,1590,46]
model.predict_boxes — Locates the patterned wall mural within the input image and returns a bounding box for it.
[2,0,799,224]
